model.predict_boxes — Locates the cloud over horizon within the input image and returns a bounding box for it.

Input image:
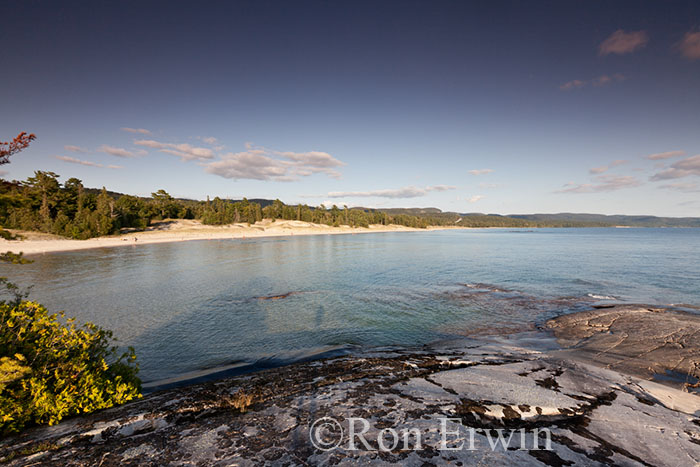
[588,159,628,175]
[135,140,214,161]
[121,127,151,135]
[55,155,122,169]
[64,145,88,153]
[205,144,345,181]
[99,145,147,158]
[326,185,455,199]
[468,169,494,175]
[658,181,699,192]
[650,154,700,180]
[599,30,648,55]
[646,150,685,160]
[679,31,700,60]
[557,175,642,193]
[560,73,625,91]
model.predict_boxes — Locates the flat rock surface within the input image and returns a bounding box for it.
[1,328,699,466]
[546,304,700,388]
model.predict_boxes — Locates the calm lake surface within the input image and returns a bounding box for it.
[3,228,699,385]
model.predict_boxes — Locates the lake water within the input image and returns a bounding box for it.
[3,228,699,386]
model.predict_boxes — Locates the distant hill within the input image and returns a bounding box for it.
[372,207,444,215]
[376,209,700,228]
[508,213,700,228]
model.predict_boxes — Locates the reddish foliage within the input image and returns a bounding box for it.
[0,132,36,165]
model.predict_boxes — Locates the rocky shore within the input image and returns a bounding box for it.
[1,305,699,466]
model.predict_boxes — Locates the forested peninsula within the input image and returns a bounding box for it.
[2,171,677,241]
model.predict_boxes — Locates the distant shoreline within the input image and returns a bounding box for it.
[0,219,470,255]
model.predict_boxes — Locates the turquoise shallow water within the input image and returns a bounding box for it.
[2,228,699,384]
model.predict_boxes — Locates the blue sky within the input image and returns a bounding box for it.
[2,1,699,216]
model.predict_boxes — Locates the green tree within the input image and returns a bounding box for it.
[151,189,176,219]
[93,187,115,236]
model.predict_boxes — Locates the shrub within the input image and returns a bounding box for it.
[0,300,141,435]
[0,229,21,241]
[0,252,32,265]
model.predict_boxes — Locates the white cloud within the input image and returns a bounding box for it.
[64,145,88,153]
[121,127,151,135]
[651,169,689,181]
[560,79,586,91]
[679,31,700,60]
[658,182,699,192]
[202,136,218,144]
[478,182,500,189]
[55,155,121,169]
[278,151,343,169]
[204,144,345,181]
[646,150,685,160]
[650,154,700,181]
[99,145,147,158]
[326,185,455,199]
[599,30,648,55]
[429,185,455,192]
[135,140,213,161]
[556,175,642,193]
[468,169,494,176]
[560,74,625,91]
[55,155,102,167]
[588,159,627,175]
[468,195,484,203]
[593,73,626,86]
[205,151,289,180]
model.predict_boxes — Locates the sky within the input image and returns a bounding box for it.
[1,0,699,216]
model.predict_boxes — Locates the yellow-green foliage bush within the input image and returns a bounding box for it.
[0,300,141,435]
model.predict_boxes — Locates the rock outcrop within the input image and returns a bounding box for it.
[1,306,699,466]
[546,304,700,388]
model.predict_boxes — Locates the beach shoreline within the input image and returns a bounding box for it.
[0,219,469,255]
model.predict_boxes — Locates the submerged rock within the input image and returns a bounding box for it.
[1,308,699,466]
[256,291,301,300]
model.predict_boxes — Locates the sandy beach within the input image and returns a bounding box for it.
[0,219,463,255]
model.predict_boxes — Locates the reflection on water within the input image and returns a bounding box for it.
[2,228,698,383]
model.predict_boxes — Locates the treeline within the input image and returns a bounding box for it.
[0,171,448,239]
[201,198,447,228]
[0,172,189,239]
